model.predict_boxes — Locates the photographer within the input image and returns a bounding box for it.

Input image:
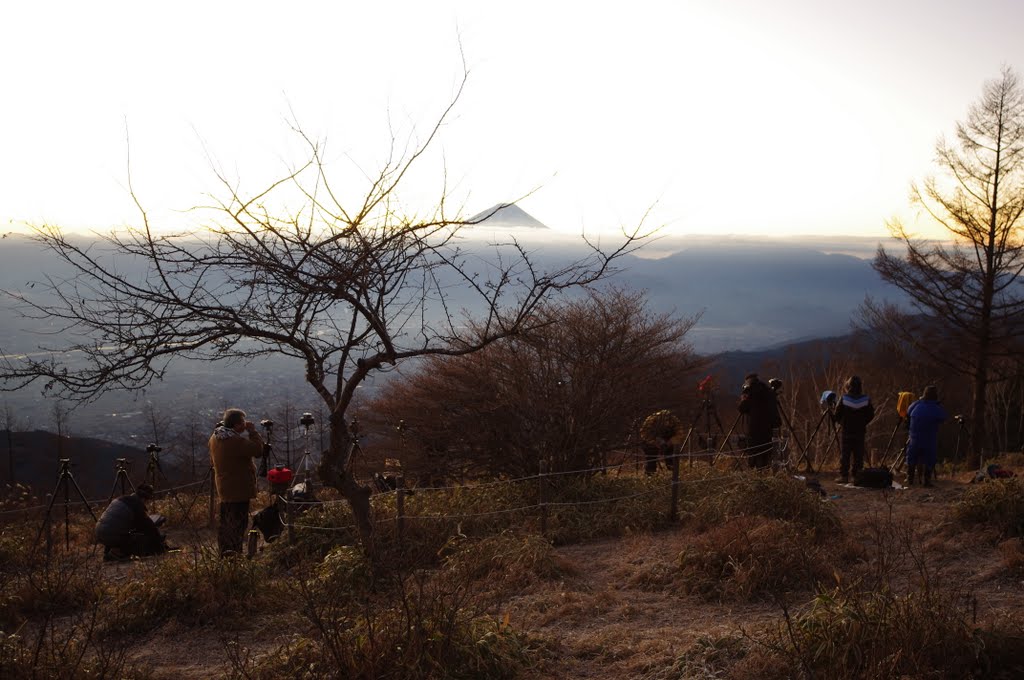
[906,385,947,487]
[738,373,781,469]
[639,409,684,475]
[832,376,875,484]
[209,408,265,556]
[95,483,166,560]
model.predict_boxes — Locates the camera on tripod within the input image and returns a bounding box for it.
[954,414,966,424]
[300,412,315,428]
[768,378,783,393]
[146,443,162,454]
[260,419,274,431]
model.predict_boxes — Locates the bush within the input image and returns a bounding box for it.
[0,627,146,680]
[746,584,1023,679]
[544,473,674,544]
[690,471,841,538]
[442,531,573,597]
[105,550,286,633]
[955,478,1024,538]
[228,568,531,679]
[676,517,834,601]
[0,549,103,627]
[640,634,761,680]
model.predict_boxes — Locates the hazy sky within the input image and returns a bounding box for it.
[3,0,1023,238]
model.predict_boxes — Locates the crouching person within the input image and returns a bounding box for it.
[95,483,166,561]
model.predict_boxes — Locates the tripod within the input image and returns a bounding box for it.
[108,457,136,502]
[691,392,732,458]
[952,417,970,466]
[795,402,835,473]
[348,417,367,477]
[878,417,906,469]
[771,388,810,472]
[294,412,318,483]
[144,442,205,544]
[35,458,98,551]
[258,420,275,479]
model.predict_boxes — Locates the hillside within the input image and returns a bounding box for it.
[3,463,1023,678]
[1,430,148,497]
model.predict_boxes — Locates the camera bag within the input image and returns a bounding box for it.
[853,467,894,488]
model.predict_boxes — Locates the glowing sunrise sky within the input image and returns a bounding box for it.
[2,0,1024,239]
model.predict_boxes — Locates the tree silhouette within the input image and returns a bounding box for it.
[369,288,701,479]
[0,70,647,546]
[865,66,1024,467]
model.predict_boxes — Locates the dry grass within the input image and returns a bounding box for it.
[4,468,1024,678]
[955,477,1024,539]
[675,517,835,601]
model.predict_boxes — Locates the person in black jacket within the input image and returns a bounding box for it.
[738,373,781,469]
[832,375,875,484]
[95,483,166,560]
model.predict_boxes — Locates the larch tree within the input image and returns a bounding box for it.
[0,70,648,548]
[864,66,1024,467]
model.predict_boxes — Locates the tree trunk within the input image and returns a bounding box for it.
[970,328,991,470]
[317,410,373,550]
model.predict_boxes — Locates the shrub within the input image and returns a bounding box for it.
[690,471,841,538]
[676,517,834,601]
[228,569,531,679]
[640,634,761,680]
[544,473,674,544]
[105,549,286,633]
[955,478,1024,538]
[442,531,573,597]
[1,548,103,627]
[0,627,146,680]
[747,584,1015,679]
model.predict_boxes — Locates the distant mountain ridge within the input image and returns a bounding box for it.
[607,244,902,351]
[467,203,549,229]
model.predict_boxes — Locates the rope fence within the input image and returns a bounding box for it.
[0,437,779,555]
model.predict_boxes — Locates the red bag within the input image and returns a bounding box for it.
[267,465,294,493]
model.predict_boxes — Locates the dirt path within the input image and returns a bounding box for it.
[501,476,1024,679]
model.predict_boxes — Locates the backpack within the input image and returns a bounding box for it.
[853,467,893,488]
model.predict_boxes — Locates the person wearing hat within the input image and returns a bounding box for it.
[95,483,167,560]
[906,385,947,487]
[832,375,875,484]
[209,408,265,556]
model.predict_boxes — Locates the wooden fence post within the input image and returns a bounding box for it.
[669,449,680,522]
[396,474,406,548]
[539,460,548,537]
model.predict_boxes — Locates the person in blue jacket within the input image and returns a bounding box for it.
[906,385,947,487]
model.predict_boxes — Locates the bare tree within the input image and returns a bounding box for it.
[864,66,1024,467]
[50,399,71,461]
[0,70,647,545]
[142,401,171,447]
[369,287,703,478]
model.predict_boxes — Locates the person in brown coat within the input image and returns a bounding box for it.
[209,408,265,556]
